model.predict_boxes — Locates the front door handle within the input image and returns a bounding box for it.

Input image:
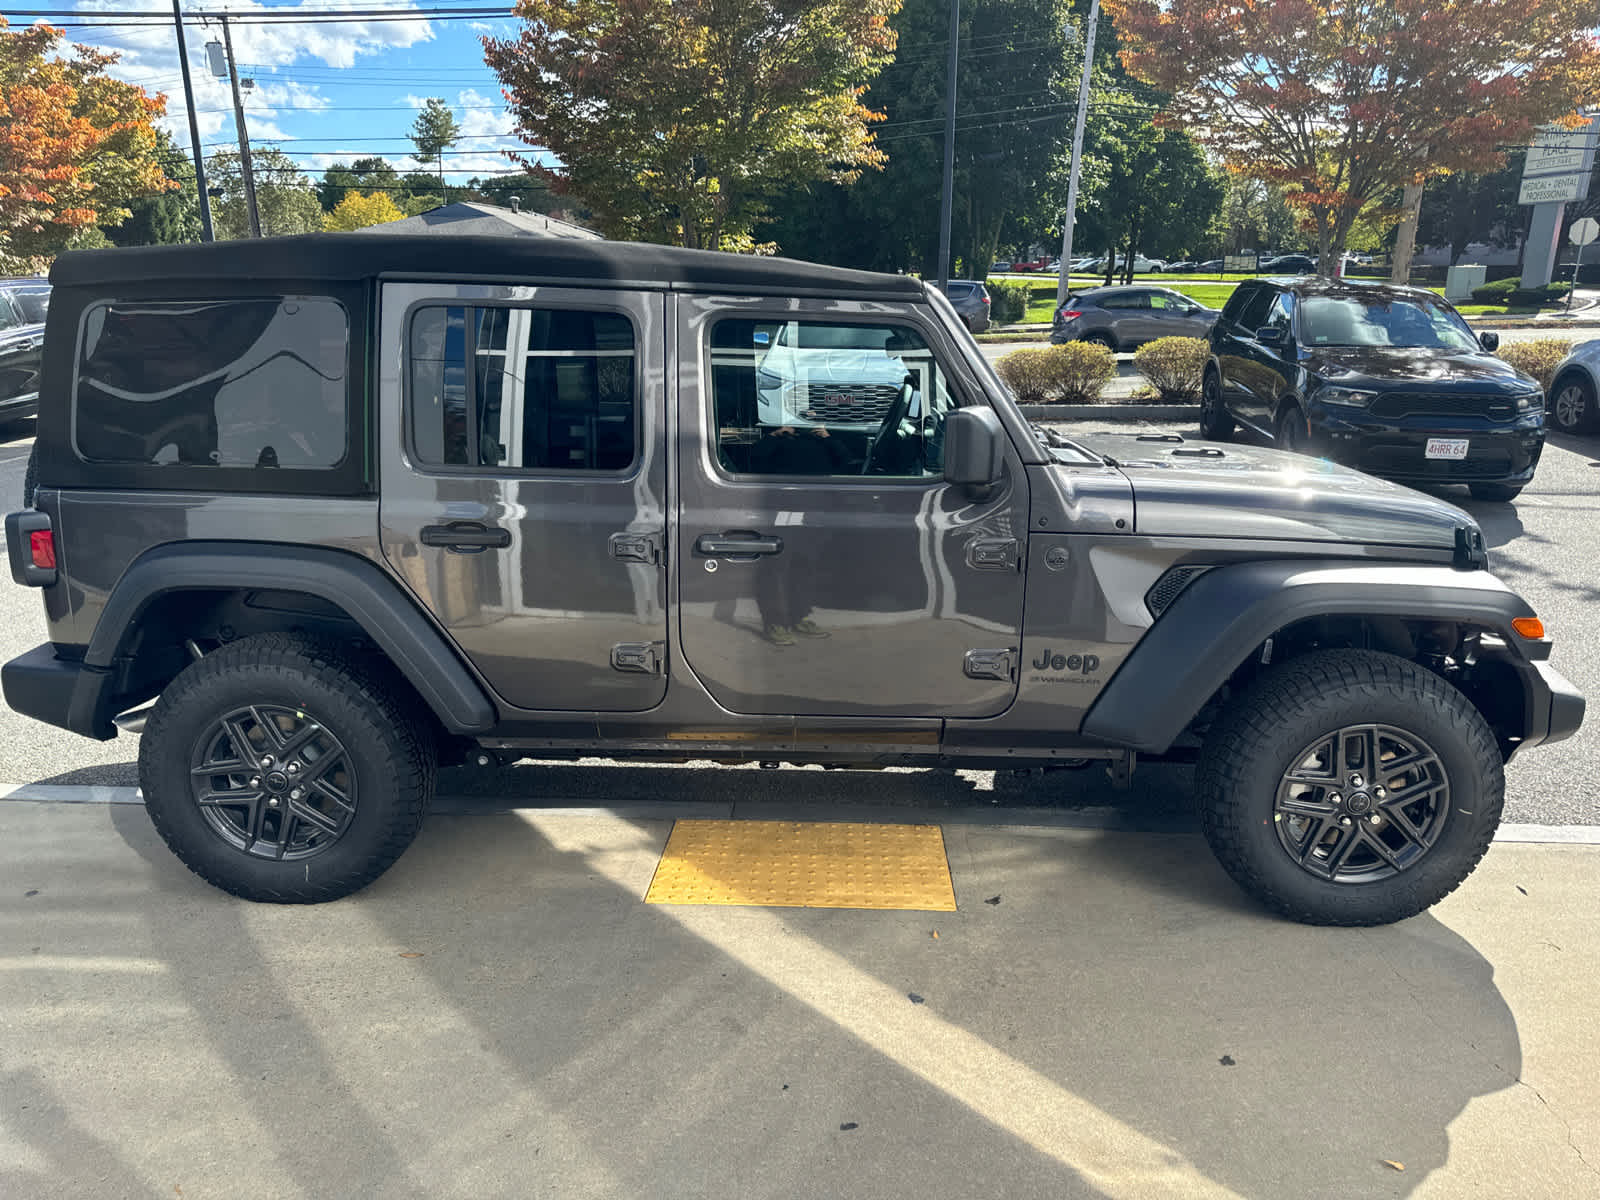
[420,522,512,552]
[695,532,783,559]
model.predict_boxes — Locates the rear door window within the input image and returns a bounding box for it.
[1097,292,1149,310]
[1235,286,1276,332]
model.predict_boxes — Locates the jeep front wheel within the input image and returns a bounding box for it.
[1196,649,1502,926]
[139,633,436,902]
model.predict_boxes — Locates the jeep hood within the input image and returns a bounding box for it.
[1077,434,1479,551]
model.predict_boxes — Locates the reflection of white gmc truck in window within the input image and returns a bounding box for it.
[754,322,923,430]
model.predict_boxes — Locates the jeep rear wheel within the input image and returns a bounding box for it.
[139,633,435,902]
[1196,649,1503,926]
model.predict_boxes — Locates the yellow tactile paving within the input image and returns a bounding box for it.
[645,819,958,911]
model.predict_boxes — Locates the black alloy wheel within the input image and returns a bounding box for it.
[1082,332,1116,350]
[140,633,435,902]
[1197,648,1504,926]
[190,704,358,861]
[1273,724,1449,884]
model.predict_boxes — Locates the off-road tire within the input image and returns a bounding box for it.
[1200,370,1234,440]
[1468,482,1524,503]
[139,633,436,902]
[1196,649,1503,926]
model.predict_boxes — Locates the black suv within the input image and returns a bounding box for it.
[2,236,1583,925]
[1200,278,1544,501]
[0,278,50,422]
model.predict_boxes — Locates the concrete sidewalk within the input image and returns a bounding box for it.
[2,800,1597,1199]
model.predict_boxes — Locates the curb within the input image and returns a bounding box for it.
[1018,403,1197,420]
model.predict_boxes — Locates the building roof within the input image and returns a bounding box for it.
[49,232,924,300]
[353,200,601,240]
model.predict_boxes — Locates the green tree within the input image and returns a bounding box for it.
[409,98,460,187]
[317,157,402,211]
[107,129,201,246]
[206,148,322,240]
[764,0,1087,275]
[484,0,900,248]
[1417,158,1524,266]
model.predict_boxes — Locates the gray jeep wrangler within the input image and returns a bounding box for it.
[3,235,1584,924]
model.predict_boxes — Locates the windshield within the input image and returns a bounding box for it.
[1298,295,1478,351]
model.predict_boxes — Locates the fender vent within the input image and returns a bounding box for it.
[1145,565,1210,617]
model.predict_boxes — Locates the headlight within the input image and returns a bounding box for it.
[755,367,785,389]
[1514,389,1543,412]
[1317,386,1378,408]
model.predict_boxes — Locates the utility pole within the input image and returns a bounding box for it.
[935,0,959,292]
[170,0,213,241]
[211,16,261,237]
[1056,0,1099,307]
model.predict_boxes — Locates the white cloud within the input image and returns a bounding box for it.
[58,0,439,153]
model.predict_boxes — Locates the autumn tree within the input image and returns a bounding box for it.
[206,148,322,240]
[484,0,900,248]
[323,190,404,231]
[0,18,174,271]
[317,157,401,211]
[409,99,460,187]
[1105,0,1600,274]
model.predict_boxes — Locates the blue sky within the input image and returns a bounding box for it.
[7,2,542,184]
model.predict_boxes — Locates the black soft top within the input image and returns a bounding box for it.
[49,233,925,299]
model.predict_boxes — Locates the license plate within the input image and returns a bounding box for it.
[1425,438,1469,461]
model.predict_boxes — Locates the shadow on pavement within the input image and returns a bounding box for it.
[0,795,1521,1198]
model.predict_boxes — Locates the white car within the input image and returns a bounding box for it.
[1548,339,1600,434]
[754,322,915,431]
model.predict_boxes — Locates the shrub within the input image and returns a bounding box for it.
[1048,341,1117,404]
[1469,276,1572,306]
[1132,336,1208,402]
[1498,338,1575,392]
[987,279,1032,324]
[994,347,1059,402]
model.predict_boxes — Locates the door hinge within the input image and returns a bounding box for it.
[966,536,1020,571]
[609,531,662,565]
[964,648,1016,682]
[611,641,665,675]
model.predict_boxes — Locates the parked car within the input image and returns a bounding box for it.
[1163,261,1198,273]
[1201,277,1545,501]
[3,234,1583,927]
[940,279,992,333]
[1197,259,1225,272]
[1050,285,1218,349]
[1547,339,1599,433]
[0,279,50,422]
[1261,254,1317,274]
[990,261,1013,273]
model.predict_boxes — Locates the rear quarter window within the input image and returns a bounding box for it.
[74,297,349,471]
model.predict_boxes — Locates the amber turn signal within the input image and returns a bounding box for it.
[1512,617,1545,639]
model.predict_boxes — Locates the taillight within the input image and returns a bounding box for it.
[1058,309,1082,321]
[29,530,55,570]
[981,296,990,305]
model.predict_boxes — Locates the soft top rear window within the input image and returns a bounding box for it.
[74,297,348,471]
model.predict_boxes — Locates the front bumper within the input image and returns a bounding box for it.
[1311,405,1545,486]
[1526,659,1585,749]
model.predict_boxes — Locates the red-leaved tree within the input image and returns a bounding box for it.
[1104,0,1600,273]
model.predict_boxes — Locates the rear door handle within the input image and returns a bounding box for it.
[695,532,783,558]
[420,522,511,552]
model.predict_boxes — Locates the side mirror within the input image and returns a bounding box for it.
[1255,326,1285,345]
[1479,331,1499,352]
[943,407,1005,492]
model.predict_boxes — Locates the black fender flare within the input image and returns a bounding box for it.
[1079,558,1548,754]
[85,541,497,734]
